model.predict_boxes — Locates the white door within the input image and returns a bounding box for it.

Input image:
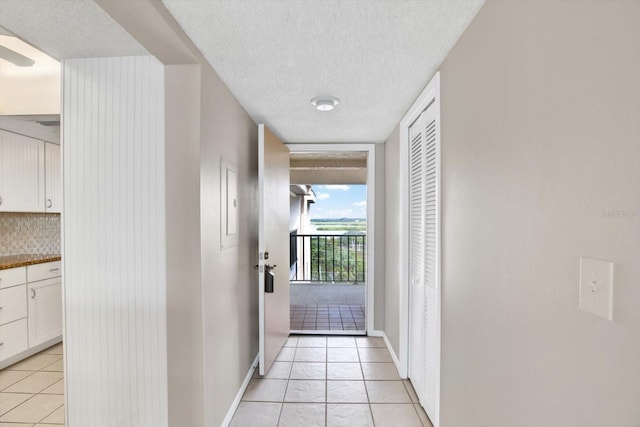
[408,93,441,425]
[258,124,290,375]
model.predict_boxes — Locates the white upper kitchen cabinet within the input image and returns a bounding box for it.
[45,142,61,212]
[0,129,45,212]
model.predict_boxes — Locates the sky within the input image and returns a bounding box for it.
[310,184,367,219]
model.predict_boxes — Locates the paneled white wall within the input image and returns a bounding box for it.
[62,56,168,427]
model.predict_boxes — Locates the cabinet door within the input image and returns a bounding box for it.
[0,318,29,362]
[45,142,61,213]
[0,284,28,326]
[0,130,45,212]
[27,278,62,347]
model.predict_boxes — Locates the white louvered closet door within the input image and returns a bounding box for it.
[408,97,440,426]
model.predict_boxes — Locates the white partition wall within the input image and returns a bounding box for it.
[62,56,168,426]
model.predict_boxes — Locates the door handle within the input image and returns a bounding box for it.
[265,264,277,272]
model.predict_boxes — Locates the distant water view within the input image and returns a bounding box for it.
[310,218,366,235]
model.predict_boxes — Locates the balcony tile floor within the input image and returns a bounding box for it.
[231,335,433,427]
[0,342,64,426]
[290,305,365,331]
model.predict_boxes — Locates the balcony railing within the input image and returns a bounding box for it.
[290,234,366,283]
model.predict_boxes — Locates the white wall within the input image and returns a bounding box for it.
[165,64,204,427]
[290,194,302,232]
[63,56,168,426]
[387,1,640,425]
[438,2,640,425]
[384,126,401,353]
[373,143,386,331]
[199,64,259,427]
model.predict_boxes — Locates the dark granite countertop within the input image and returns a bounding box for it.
[0,254,62,270]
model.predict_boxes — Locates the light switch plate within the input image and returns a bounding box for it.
[579,257,614,321]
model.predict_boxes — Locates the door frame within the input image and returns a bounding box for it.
[398,72,441,411]
[286,143,376,335]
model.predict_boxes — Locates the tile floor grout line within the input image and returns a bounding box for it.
[35,401,64,425]
[0,389,41,420]
[0,369,38,392]
[325,338,328,427]
[357,335,376,427]
[275,339,297,425]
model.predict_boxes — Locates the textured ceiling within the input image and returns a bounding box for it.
[0,0,147,59]
[162,0,484,143]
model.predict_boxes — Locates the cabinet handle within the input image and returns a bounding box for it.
[49,268,60,272]
[0,195,3,205]
[0,306,3,310]
[0,342,4,347]
[47,198,52,208]
[31,288,36,299]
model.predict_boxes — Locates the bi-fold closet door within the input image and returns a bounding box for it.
[408,94,441,426]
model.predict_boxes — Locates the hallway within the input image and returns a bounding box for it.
[230,335,432,426]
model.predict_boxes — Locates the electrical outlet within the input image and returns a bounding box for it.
[579,257,614,321]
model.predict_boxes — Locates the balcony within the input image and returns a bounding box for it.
[289,234,366,332]
[290,234,366,283]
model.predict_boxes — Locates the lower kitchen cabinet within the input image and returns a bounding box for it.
[27,277,62,348]
[0,318,29,361]
[0,261,62,367]
[0,284,27,325]
[0,270,29,364]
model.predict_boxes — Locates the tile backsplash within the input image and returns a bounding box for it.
[0,213,61,256]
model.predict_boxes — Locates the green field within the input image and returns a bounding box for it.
[311,218,366,234]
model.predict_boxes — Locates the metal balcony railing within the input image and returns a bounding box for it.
[290,234,366,283]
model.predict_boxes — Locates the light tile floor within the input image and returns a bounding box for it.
[231,335,433,427]
[0,342,64,427]
[290,305,365,331]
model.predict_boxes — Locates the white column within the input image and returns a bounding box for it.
[62,56,168,427]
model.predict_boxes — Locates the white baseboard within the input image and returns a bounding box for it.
[370,330,404,379]
[221,354,259,427]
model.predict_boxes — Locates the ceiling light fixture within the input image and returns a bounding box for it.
[0,45,34,67]
[311,96,340,112]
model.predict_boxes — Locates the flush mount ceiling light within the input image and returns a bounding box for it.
[311,96,340,112]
